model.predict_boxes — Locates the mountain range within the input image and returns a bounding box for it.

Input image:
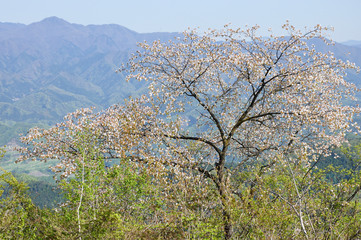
[0,17,179,124]
[0,17,361,146]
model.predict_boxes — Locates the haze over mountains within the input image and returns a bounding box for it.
[0,17,179,124]
[1,17,361,145]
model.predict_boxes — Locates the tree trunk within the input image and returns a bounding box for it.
[223,209,233,239]
[217,152,233,239]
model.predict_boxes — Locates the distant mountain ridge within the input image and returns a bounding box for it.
[342,40,361,48]
[1,17,361,146]
[0,17,180,125]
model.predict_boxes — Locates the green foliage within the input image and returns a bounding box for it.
[3,139,361,239]
[227,154,361,239]
[0,147,35,238]
[50,128,163,238]
[0,148,65,239]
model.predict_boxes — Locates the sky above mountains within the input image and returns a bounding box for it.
[1,0,360,42]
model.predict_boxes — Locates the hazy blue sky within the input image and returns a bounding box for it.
[1,0,360,42]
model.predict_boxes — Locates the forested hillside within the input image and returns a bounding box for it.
[0,17,180,145]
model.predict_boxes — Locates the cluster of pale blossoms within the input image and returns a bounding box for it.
[17,23,360,183]
[124,23,360,165]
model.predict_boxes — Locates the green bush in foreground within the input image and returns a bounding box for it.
[2,142,361,239]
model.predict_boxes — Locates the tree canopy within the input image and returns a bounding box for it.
[15,23,361,239]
